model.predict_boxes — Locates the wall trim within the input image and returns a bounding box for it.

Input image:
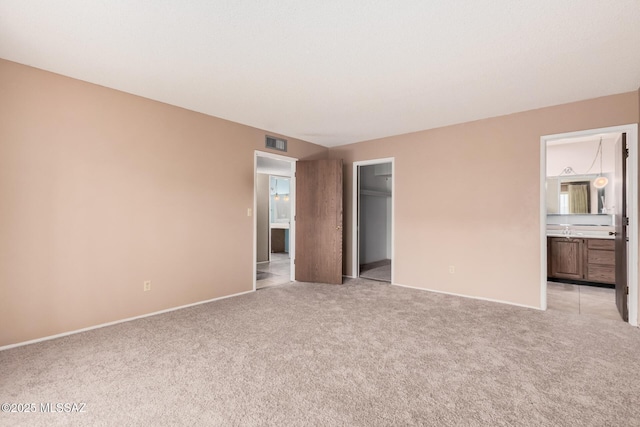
[392,282,542,311]
[254,150,298,291]
[0,289,254,352]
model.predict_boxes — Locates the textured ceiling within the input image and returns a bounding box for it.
[1,1,639,147]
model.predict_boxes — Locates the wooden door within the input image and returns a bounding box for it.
[295,159,343,284]
[614,133,628,321]
[549,238,584,280]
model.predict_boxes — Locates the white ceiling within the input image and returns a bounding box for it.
[1,1,639,147]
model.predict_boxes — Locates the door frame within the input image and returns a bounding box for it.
[352,157,395,282]
[253,150,297,291]
[539,124,638,326]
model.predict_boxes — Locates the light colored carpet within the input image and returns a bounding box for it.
[1,279,640,426]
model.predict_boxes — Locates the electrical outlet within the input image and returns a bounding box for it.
[143,280,151,291]
[448,265,455,274]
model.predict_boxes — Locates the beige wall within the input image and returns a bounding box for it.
[1,58,638,347]
[330,92,639,310]
[0,59,327,346]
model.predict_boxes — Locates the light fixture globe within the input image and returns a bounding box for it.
[593,176,608,189]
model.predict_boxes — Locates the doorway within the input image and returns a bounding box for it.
[254,151,297,291]
[540,125,638,326]
[352,158,394,282]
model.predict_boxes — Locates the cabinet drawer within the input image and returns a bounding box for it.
[586,264,615,284]
[587,239,615,250]
[587,249,615,266]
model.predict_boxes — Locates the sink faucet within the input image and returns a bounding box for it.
[562,226,572,238]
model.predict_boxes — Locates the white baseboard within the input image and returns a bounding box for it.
[392,282,542,311]
[0,289,255,352]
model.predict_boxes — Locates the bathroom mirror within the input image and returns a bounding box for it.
[546,173,610,214]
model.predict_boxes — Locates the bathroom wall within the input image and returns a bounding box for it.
[256,173,270,262]
[546,138,616,176]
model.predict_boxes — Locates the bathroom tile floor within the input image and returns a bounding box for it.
[256,253,291,289]
[547,282,621,321]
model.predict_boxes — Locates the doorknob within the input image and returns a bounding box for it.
[608,231,618,236]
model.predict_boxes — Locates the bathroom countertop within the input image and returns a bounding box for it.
[546,225,614,239]
[546,232,614,239]
[271,223,290,229]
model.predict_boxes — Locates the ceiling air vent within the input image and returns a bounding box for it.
[266,135,287,152]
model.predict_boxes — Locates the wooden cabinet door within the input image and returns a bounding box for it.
[549,238,584,280]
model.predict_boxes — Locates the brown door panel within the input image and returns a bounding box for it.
[296,159,343,284]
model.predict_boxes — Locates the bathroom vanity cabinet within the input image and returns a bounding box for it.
[547,237,615,284]
[584,239,616,283]
[548,237,584,280]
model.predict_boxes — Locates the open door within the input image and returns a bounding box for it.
[614,133,628,321]
[295,159,343,284]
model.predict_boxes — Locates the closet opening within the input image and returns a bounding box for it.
[352,159,394,283]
